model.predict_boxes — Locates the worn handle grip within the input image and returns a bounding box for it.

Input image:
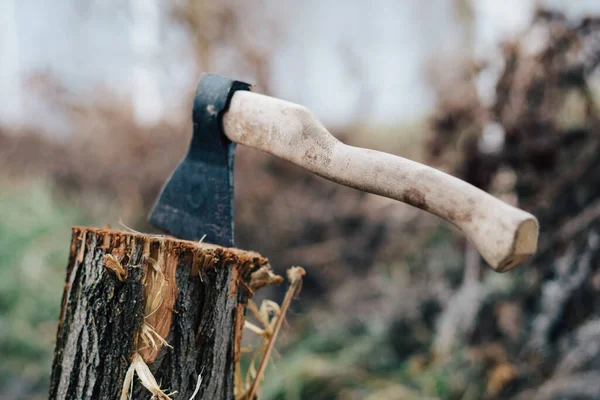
[223,91,538,271]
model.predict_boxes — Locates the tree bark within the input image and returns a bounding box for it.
[49,226,274,400]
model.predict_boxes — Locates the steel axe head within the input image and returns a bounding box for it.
[149,74,251,246]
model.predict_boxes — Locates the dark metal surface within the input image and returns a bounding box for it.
[149,74,251,246]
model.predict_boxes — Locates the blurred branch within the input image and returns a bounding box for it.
[338,42,375,127]
[452,0,475,53]
[171,0,278,93]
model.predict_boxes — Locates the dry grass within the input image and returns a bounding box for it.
[236,267,306,400]
[120,353,175,400]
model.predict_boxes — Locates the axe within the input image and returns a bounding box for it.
[150,74,538,272]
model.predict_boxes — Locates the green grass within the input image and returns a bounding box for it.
[0,182,92,399]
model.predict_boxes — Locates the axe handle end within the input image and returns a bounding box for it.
[223,91,539,271]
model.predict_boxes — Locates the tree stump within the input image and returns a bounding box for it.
[49,226,278,400]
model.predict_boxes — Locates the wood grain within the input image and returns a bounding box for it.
[223,91,539,271]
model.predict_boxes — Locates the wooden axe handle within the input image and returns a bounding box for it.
[223,91,538,271]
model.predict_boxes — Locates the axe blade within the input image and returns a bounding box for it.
[149,74,251,246]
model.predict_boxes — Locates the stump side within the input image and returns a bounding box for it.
[49,227,272,400]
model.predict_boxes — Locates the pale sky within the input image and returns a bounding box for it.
[1,0,598,132]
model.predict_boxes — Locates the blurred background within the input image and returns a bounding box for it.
[2,0,600,399]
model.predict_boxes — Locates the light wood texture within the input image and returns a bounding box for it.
[223,91,539,272]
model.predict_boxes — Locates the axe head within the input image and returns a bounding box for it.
[149,74,251,246]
